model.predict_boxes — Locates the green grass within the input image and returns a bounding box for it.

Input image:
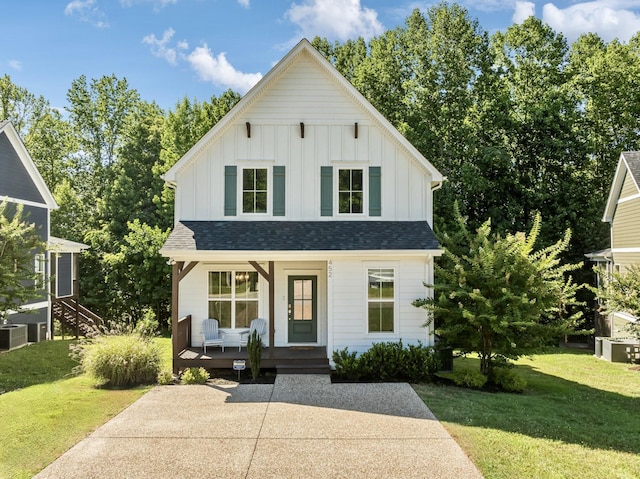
[0,337,172,479]
[414,349,640,479]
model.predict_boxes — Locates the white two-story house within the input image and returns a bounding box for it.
[160,39,443,370]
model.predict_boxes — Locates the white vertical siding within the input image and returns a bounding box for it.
[174,50,435,224]
[330,257,432,355]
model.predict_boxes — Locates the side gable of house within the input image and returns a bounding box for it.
[0,121,57,209]
[603,151,640,271]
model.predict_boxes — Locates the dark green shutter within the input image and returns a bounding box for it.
[321,166,333,216]
[369,166,381,216]
[224,165,237,216]
[273,165,286,216]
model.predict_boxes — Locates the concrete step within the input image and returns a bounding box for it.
[276,363,331,375]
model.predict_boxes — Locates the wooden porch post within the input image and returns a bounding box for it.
[171,261,198,374]
[171,262,181,374]
[249,261,275,358]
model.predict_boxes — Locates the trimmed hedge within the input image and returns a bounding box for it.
[332,341,440,382]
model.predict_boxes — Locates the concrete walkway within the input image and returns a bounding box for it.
[35,375,482,479]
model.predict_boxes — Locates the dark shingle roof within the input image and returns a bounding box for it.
[163,221,439,252]
[622,151,640,186]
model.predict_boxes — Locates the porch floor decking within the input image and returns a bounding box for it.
[176,346,330,372]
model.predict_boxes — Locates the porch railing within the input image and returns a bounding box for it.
[176,315,192,352]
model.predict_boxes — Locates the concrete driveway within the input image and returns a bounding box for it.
[35,375,482,478]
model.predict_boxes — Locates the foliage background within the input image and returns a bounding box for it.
[2,2,635,328]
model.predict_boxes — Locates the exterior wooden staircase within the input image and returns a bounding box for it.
[52,297,103,338]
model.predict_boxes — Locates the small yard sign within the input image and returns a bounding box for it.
[233,360,246,371]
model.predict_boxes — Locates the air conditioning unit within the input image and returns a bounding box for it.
[27,322,47,342]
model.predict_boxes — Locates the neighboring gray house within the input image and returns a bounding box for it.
[0,120,88,345]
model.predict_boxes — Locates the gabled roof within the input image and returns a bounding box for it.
[49,236,89,254]
[0,120,57,209]
[163,38,443,185]
[161,220,440,255]
[603,151,640,222]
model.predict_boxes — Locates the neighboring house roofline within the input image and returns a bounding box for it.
[48,236,90,254]
[0,120,58,209]
[603,151,640,223]
[162,38,444,186]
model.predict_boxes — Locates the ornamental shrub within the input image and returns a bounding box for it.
[491,366,527,392]
[181,367,210,384]
[157,368,175,385]
[452,369,487,389]
[332,341,439,382]
[79,334,162,388]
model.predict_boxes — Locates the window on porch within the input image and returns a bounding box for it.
[367,268,395,333]
[208,271,259,328]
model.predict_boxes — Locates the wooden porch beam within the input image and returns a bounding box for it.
[178,261,198,282]
[249,260,271,282]
[248,260,275,358]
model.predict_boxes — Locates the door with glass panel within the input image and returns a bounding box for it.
[287,276,317,343]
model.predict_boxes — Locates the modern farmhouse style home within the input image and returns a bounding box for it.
[161,39,444,372]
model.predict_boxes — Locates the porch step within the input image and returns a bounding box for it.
[276,363,332,375]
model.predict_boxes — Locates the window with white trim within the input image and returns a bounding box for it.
[338,168,363,214]
[34,253,46,289]
[208,271,259,328]
[367,268,395,332]
[242,168,268,213]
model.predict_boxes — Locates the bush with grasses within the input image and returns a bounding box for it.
[490,366,527,392]
[332,341,439,382]
[181,367,210,384]
[157,368,175,385]
[452,369,488,389]
[73,334,162,388]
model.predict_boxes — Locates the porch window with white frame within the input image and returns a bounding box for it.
[367,268,395,333]
[208,271,259,328]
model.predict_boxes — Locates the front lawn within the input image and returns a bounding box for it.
[0,338,171,479]
[414,349,640,479]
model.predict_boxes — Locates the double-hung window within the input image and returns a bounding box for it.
[367,268,395,333]
[208,271,259,328]
[338,168,363,214]
[34,253,46,289]
[242,168,268,213]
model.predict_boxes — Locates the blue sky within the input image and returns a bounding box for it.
[3,0,640,112]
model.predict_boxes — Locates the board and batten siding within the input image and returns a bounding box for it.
[329,257,433,355]
[174,50,434,223]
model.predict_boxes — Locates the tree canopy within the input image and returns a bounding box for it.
[4,2,639,330]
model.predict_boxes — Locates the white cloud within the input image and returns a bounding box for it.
[513,1,535,23]
[187,45,262,93]
[237,0,250,8]
[142,28,187,65]
[120,0,177,9]
[542,1,640,43]
[284,0,384,42]
[8,60,22,71]
[64,0,109,28]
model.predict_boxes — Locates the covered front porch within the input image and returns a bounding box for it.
[174,314,329,373]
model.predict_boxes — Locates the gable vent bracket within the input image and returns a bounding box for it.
[300,122,304,139]
[246,122,251,138]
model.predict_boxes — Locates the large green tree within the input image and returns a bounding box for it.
[414,207,585,373]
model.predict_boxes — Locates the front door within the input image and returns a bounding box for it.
[288,275,317,343]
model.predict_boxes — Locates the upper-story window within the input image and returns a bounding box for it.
[338,168,363,214]
[242,168,268,213]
